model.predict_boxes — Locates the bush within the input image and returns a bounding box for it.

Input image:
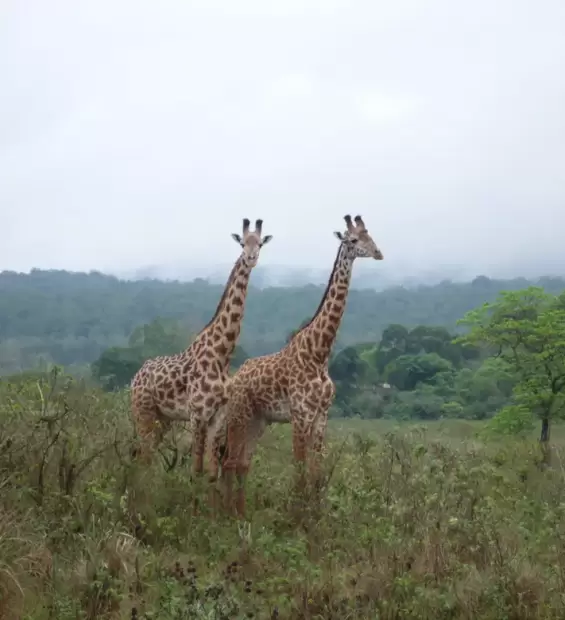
[2,374,565,618]
[485,404,537,437]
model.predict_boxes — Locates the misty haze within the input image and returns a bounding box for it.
[2,0,564,283]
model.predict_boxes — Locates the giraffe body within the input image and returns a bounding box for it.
[210,215,383,517]
[130,219,273,485]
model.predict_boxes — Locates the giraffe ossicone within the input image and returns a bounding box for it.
[209,214,384,518]
[129,217,273,500]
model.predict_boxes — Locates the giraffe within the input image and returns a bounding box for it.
[209,214,383,517]
[130,218,273,492]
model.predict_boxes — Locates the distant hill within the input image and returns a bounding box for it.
[116,261,478,290]
[116,258,565,290]
[1,268,564,374]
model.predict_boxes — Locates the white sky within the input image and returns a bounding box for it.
[1,0,564,276]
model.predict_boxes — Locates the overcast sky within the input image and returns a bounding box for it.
[1,0,564,278]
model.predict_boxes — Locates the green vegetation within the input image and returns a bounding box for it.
[1,268,564,375]
[329,327,514,423]
[2,268,564,430]
[458,287,565,454]
[3,269,565,617]
[2,371,565,619]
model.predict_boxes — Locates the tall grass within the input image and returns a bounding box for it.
[1,370,565,619]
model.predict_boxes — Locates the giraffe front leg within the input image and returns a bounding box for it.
[204,412,228,518]
[190,417,208,516]
[308,409,329,490]
[290,415,309,491]
[290,386,322,489]
[133,404,169,465]
[222,420,248,518]
[308,377,334,488]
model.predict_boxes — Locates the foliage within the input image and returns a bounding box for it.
[373,323,480,374]
[3,375,565,618]
[384,352,454,390]
[3,270,565,430]
[1,269,563,374]
[457,287,565,441]
[484,404,537,437]
[92,346,148,391]
[329,324,510,421]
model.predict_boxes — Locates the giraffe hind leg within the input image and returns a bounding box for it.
[222,416,266,519]
[205,423,228,518]
[235,417,266,518]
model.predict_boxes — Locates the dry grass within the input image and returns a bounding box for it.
[2,372,565,619]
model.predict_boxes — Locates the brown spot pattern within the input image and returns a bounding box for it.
[129,231,270,468]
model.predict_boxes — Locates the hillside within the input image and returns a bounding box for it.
[1,268,565,374]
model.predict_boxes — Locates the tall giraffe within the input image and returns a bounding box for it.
[130,218,273,487]
[209,214,383,517]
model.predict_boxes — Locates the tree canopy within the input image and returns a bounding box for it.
[4,269,565,443]
[1,268,563,375]
[457,287,565,447]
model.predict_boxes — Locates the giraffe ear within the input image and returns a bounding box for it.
[334,231,345,241]
[261,234,273,245]
[231,233,243,244]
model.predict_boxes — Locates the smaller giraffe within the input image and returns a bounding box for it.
[209,214,383,517]
[130,218,273,494]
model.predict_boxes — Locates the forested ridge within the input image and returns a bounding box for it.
[1,268,565,374]
[4,272,565,618]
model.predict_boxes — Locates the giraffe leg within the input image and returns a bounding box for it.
[222,420,248,518]
[290,391,321,491]
[205,414,228,518]
[233,417,266,519]
[132,402,170,465]
[308,409,329,490]
[290,416,309,492]
[305,377,334,489]
[208,451,224,518]
[190,419,207,516]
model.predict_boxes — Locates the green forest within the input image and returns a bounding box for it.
[2,268,564,371]
[3,269,565,617]
[2,269,565,438]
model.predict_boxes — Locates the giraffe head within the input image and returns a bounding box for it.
[334,214,384,260]
[231,218,273,268]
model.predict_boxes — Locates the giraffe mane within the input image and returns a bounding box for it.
[287,242,344,341]
[202,256,242,330]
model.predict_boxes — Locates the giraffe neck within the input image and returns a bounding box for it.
[293,244,353,364]
[191,254,252,368]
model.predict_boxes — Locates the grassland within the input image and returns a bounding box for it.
[2,374,565,619]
